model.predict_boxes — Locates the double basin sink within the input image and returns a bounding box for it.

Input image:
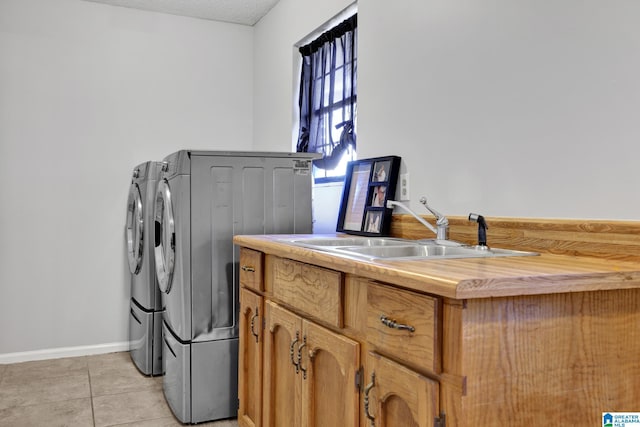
[282,236,539,261]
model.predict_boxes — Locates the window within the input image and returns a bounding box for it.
[296,14,357,183]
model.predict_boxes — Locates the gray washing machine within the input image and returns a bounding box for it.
[153,150,318,424]
[126,161,164,376]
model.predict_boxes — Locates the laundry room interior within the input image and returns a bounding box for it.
[1,0,639,426]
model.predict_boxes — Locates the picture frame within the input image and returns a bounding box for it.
[336,155,401,236]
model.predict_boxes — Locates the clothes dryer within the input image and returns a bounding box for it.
[126,161,163,376]
[153,150,317,424]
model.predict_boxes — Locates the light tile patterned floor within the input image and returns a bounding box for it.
[0,352,238,427]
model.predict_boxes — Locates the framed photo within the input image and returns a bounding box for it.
[336,155,401,236]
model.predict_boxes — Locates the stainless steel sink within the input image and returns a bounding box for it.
[334,243,538,261]
[282,236,538,261]
[335,244,477,258]
[284,237,409,249]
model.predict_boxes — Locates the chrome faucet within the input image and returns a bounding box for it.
[386,197,449,240]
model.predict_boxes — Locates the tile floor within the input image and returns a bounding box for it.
[0,352,238,427]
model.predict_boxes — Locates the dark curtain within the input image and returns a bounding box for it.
[296,14,357,170]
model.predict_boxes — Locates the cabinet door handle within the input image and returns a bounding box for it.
[380,314,415,332]
[241,265,255,272]
[250,308,259,343]
[290,332,300,373]
[297,335,308,380]
[364,371,376,427]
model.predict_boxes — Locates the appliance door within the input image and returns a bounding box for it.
[154,178,175,294]
[126,183,144,274]
[156,173,192,340]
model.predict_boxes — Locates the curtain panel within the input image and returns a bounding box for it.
[296,14,357,171]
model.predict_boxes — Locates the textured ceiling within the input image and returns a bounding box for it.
[84,0,281,25]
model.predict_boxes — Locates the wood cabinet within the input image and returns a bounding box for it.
[262,301,360,427]
[366,282,440,373]
[236,239,640,427]
[239,248,264,292]
[239,248,361,427]
[365,282,442,427]
[364,351,439,427]
[238,249,265,427]
[238,288,263,427]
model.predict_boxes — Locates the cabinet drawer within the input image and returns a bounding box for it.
[272,257,344,328]
[367,282,440,373]
[239,248,264,292]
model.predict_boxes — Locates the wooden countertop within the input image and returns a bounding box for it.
[233,233,640,299]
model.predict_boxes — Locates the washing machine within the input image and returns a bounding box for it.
[126,161,164,376]
[153,150,318,423]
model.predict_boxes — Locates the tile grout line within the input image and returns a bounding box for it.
[87,362,96,427]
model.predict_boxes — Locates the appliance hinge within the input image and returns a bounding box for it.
[434,411,446,427]
[355,366,364,391]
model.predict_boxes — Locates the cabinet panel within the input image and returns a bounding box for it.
[301,320,360,427]
[238,289,263,427]
[367,282,440,373]
[272,257,344,327]
[262,301,302,427]
[365,352,439,427]
[240,248,264,292]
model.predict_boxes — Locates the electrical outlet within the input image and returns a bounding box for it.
[400,173,410,201]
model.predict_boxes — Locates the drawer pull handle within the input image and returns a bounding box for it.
[380,315,415,332]
[241,265,255,272]
[297,336,308,379]
[290,332,300,373]
[250,308,259,343]
[364,372,376,427]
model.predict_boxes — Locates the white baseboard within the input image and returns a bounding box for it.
[0,342,130,364]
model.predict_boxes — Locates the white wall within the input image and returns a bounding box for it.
[0,0,253,357]
[358,0,640,219]
[254,0,640,220]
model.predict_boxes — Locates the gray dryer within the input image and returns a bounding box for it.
[153,150,317,424]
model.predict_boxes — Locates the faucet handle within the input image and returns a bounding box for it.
[419,197,447,224]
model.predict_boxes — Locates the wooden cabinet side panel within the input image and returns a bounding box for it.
[460,289,640,427]
[440,299,465,427]
[262,302,302,427]
[239,289,263,427]
[301,320,360,427]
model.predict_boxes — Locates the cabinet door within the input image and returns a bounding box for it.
[301,320,360,427]
[364,352,439,427]
[238,289,264,427]
[262,301,302,427]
